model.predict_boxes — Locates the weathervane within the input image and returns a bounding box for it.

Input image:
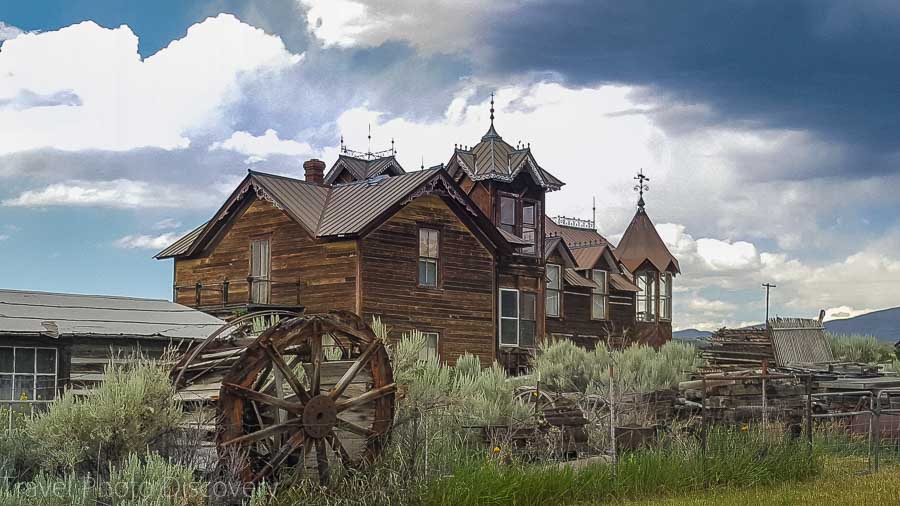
[633,169,650,209]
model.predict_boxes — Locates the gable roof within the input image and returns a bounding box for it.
[156,167,511,259]
[615,206,680,274]
[545,216,619,271]
[324,154,405,184]
[449,124,563,190]
[0,289,223,340]
[544,236,577,267]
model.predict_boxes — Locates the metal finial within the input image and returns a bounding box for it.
[391,137,395,155]
[490,92,495,125]
[633,169,650,209]
[367,123,372,156]
[421,156,424,170]
[340,135,345,153]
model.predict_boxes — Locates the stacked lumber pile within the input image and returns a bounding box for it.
[679,371,806,423]
[701,327,776,371]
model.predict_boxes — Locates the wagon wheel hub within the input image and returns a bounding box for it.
[302,394,337,439]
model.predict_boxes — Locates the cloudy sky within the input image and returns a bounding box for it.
[1,1,898,330]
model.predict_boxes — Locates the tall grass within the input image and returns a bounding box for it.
[421,429,819,506]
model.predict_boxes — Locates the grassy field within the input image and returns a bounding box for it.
[621,459,900,505]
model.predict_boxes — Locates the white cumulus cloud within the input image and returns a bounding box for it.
[0,14,302,153]
[114,232,182,250]
[0,22,25,42]
[2,179,223,209]
[210,129,314,163]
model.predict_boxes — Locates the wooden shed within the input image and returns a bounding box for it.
[0,289,223,429]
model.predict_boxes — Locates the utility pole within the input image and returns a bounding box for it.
[762,283,776,327]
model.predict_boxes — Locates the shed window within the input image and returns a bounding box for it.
[418,228,440,288]
[591,269,609,320]
[0,347,57,431]
[499,289,536,347]
[546,264,561,317]
[419,332,440,361]
[636,271,657,322]
[660,273,672,321]
[250,238,271,304]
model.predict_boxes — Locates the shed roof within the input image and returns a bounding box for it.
[564,268,600,289]
[0,289,224,340]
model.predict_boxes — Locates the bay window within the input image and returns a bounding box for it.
[660,273,672,321]
[521,202,536,255]
[636,271,658,322]
[497,194,539,256]
[418,228,440,288]
[591,269,609,320]
[1,347,57,431]
[499,289,537,347]
[546,264,561,317]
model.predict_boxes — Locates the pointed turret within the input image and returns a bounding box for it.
[615,171,680,274]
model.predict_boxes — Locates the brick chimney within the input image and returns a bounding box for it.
[303,158,326,185]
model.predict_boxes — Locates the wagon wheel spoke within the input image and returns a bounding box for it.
[336,418,377,438]
[252,432,306,483]
[335,383,396,413]
[221,418,302,447]
[330,339,383,400]
[311,321,323,395]
[223,383,304,415]
[263,344,312,404]
[326,431,353,468]
[315,438,330,486]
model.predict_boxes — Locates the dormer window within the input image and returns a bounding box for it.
[498,193,539,256]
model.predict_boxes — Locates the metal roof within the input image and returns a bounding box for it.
[0,289,224,340]
[324,155,406,185]
[157,166,510,258]
[610,272,640,292]
[154,222,206,259]
[615,207,680,274]
[769,317,834,366]
[451,125,563,190]
[564,268,600,289]
[545,216,612,250]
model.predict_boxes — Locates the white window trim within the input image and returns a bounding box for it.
[0,346,58,432]
[499,288,520,347]
[418,228,440,288]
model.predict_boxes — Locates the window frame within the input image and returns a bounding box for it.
[659,272,672,321]
[636,271,659,322]
[418,332,440,361]
[546,263,562,318]
[0,346,58,432]
[590,269,609,321]
[249,237,272,304]
[496,192,540,257]
[499,288,537,348]
[417,227,441,289]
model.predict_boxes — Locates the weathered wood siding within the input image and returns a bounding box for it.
[68,337,177,393]
[174,198,357,314]
[360,196,496,366]
[546,286,638,350]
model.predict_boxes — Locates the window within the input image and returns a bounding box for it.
[636,271,658,322]
[418,228,440,287]
[498,195,539,256]
[660,273,672,321]
[250,238,271,304]
[499,289,537,347]
[521,202,536,255]
[1,347,57,431]
[546,264,561,317]
[499,196,517,234]
[591,269,609,320]
[419,332,440,361]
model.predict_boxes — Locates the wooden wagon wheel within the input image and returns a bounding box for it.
[217,311,396,486]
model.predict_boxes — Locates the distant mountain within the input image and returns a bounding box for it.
[825,307,900,343]
[673,328,713,341]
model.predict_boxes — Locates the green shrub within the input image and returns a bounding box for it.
[101,453,205,506]
[27,358,182,474]
[828,333,895,364]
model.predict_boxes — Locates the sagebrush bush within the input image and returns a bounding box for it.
[27,358,182,474]
[533,339,701,396]
[828,333,895,364]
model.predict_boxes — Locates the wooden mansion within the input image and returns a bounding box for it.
[156,105,680,370]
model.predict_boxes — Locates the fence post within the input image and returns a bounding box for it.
[700,375,707,487]
[805,374,813,457]
[874,391,881,473]
[609,364,617,474]
[761,360,768,432]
